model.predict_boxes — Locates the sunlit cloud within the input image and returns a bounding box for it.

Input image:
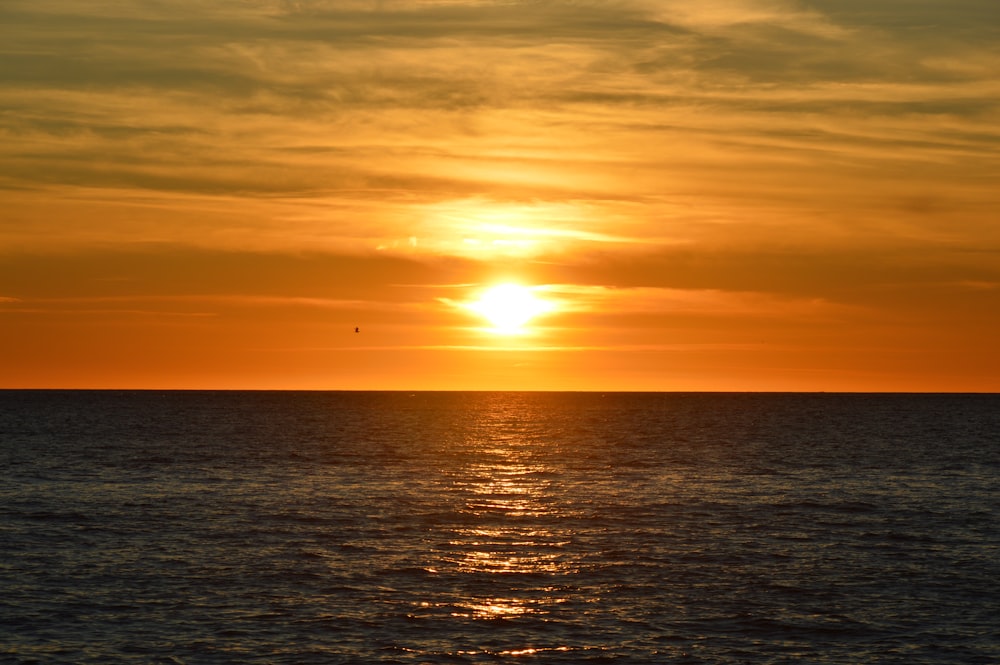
[1,0,997,389]
[643,0,848,37]
[541,284,857,320]
[2,294,402,310]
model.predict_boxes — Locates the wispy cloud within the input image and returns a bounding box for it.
[540,284,857,321]
[4,294,427,312]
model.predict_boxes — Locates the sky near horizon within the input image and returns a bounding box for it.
[1,0,998,390]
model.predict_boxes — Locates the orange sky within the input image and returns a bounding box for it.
[2,0,998,391]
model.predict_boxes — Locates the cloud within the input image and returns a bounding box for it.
[540,283,855,320]
[642,0,847,38]
[1,0,997,309]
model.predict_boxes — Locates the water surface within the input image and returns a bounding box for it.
[2,391,997,663]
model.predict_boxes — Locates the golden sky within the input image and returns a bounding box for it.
[2,0,998,390]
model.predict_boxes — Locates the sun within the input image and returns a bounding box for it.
[467,283,553,334]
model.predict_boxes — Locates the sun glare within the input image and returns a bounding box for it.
[467,284,553,334]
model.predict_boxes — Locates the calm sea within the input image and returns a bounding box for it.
[1,391,997,664]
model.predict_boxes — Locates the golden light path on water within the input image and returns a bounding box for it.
[444,459,571,621]
[408,402,584,655]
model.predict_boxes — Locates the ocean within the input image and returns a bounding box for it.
[1,391,997,664]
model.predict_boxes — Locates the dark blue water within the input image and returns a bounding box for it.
[1,391,998,664]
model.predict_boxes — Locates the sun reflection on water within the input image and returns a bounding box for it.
[417,410,582,630]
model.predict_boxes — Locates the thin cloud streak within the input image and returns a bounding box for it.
[280,343,771,353]
[10,295,416,309]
